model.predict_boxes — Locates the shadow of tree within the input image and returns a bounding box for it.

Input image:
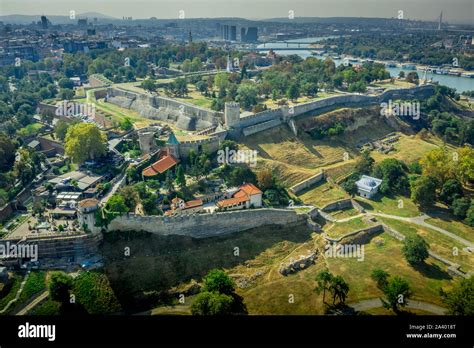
[412,261,452,281]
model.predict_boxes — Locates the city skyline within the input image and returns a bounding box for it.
[1,0,473,24]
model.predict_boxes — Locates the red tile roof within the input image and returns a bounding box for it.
[184,199,203,209]
[142,154,179,177]
[217,195,249,208]
[239,183,262,196]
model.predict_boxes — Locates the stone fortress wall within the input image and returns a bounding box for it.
[234,84,436,137]
[105,84,435,139]
[106,87,223,131]
[108,208,305,238]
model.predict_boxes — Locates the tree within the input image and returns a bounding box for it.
[236,83,259,110]
[355,150,374,175]
[202,269,235,295]
[64,123,107,164]
[440,277,474,315]
[410,176,437,208]
[58,78,74,89]
[373,158,409,195]
[105,194,129,215]
[228,166,257,187]
[406,72,419,85]
[172,78,188,97]
[0,132,15,171]
[191,269,246,315]
[371,268,389,289]
[439,178,463,205]
[214,72,229,91]
[49,271,73,304]
[141,79,156,92]
[191,291,233,315]
[402,235,429,265]
[329,275,350,305]
[419,148,455,189]
[55,119,72,141]
[451,197,470,219]
[286,83,300,101]
[175,165,186,188]
[120,117,133,131]
[381,276,412,313]
[456,146,474,185]
[257,169,274,190]
[118,187,137,212]
[465,200,474,227]
[315,270,334,304]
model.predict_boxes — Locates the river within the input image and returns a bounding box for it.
[257,37,474,93]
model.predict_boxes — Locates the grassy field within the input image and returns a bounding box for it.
[73,271,122,314]
[356,195,421,218]
[236,231,453,314]
[15,271,46,306]
[370,134,455,164]
[28,299,61,315]
[324,216,373,239]
[297,180,349,207]
[378,217,474,273]
[425,213,473,243]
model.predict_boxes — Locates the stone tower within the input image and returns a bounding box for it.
[138,130,157,155]
[224,102,240,128]
[77,198,101,234]
[166,132,180,159]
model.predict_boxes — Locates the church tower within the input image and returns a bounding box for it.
[166,132,180,159]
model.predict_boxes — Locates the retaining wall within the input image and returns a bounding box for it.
[289,171,325,194]
[108,208,305,238]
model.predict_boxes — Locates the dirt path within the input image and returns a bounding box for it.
[348,298,447,315]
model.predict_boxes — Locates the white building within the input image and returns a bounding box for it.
[217,183,263,211]
[355,175,383,199]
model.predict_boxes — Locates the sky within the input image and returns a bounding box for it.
[1,0,473,23]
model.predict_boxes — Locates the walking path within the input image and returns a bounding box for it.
[371,213,474,248]
[349,298,447,315]
[15,290,49,316]
[0,270,30,314]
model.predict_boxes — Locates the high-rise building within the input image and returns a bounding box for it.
[221,25,230,40]
[241,27,258,42]
[77,19,88,28]
[230,26,237,41]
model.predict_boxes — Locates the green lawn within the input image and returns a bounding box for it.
[356,195,421,218]
[425,215,473,243]
[16,271,46,305]
[28,299,61,315]
[324,217,373,239]
[17,123,43,137]
[379,217,474,273]
[0,274,23,312]
[298,181,349,208]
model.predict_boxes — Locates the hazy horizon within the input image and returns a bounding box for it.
[1,0,473,24]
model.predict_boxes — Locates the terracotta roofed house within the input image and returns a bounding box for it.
[217,183,263,210]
